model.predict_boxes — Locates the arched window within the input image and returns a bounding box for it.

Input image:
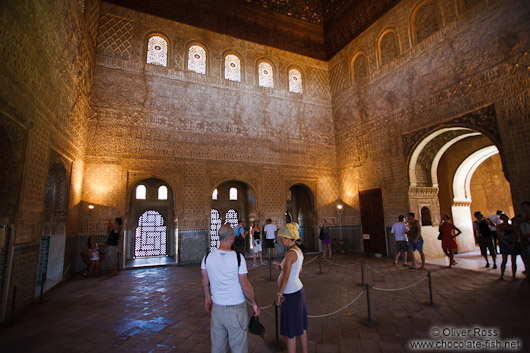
[421,206,432,226]
[210,209,221,251]
[136,185,146,199]
[146,35,168,67]
[413,2,439,44]
[212,188,218,200]
[229,187,238,200]
[379,31,399,66]
[225,209,238,228]
[158,185,168,200]
[258,61,274,88]
[135,210,167,257]
[352,53,368,82]
[288,68,303,93]
[188,44,206,74]
[224,54,241,82]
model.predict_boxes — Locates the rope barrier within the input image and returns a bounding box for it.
[307,289,365,318]
[363,264,415,280]
[303,256,318,265]
[321,258,360,267]
[370,275,428,292]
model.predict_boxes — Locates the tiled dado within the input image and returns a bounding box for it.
[178,229,208,265]
[8,241,40,316]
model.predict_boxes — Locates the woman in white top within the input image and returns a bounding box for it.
[275,222,307,353]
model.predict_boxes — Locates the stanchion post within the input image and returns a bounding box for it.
[359,284,378,327]
[275,302,279,346]
[316,253,323,274]
[422,271,440,308]
[357,261,365,286]
[366,284,371,323]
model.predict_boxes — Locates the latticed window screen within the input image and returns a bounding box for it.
[379,32,399,66]
[414,2,439,44]
[258,61,274,88]
[225,209,238,228]
[188,45,206,74]
[288,68,303,93]
[210,209,221,251]
[353,54,367,82]
[135,210,167,257]
[146,35,168,67]
[224,54,241,82]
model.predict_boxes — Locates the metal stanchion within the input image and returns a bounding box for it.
[316,253,323,274]
[266,254,274,281]
[359,284,378,327]
[422,271,440,308]
[357,261,365,286]
[265,302,286,350]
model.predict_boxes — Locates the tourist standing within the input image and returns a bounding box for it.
[251,220,264,266]
[106,217,122,276]
[473,211,497,269]
[406,212,425,270]
[201,225,260,353]
[391,215,409,266]
[233,219,247,254]
[275,223,307,353]
[319,219,331,260]
[497,214,520,280]
[439,215,461,268]
[264,218,278,263]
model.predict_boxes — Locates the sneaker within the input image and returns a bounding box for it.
[493,264,497,269]
[252,264,257,267]
[485,263,490,268]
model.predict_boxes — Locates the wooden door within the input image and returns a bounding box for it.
[359,188,387,256]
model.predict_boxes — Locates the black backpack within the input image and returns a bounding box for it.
[478,220,492,237]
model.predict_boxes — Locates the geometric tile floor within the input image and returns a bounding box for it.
[1,251,528,352]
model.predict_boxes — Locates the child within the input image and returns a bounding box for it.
[83,236,104,277]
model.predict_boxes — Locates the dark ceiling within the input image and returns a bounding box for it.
[103,0,401,60]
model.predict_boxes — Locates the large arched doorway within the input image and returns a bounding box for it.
[127,178,175,266]
[408,126,512,258]
[286,184,316,251]
[36,161,69,295]
[210,180,257,253]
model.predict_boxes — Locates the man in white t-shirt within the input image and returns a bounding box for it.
[263,218,278,263]
[391,215,409,266]
[201,225,260,353]
[487,210,503,251]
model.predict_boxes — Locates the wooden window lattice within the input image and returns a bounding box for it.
[210,209,221,251]
[147,36,168,67]
[188,45,206,74]
[380,32,399,66]
[135,210,167,257]
[414,2,439,44]
[224,54,241,82]
[353,54,367,82]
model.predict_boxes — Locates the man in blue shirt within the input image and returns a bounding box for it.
[232,219,247,254]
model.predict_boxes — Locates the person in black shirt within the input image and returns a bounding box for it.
[106,217,122,276]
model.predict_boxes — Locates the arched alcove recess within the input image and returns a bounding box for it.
[286,183,317,251]
[404,105,511,257]
[37,158,70,295]
[127,178,175,265]
[209,179,258,253]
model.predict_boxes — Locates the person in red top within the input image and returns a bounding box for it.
[439,215,462,268]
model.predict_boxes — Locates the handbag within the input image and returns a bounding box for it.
[437,228,443,240]
[319,229,325,240]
